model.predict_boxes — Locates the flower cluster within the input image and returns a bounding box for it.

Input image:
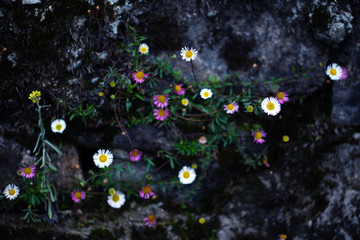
[28,90,41,104]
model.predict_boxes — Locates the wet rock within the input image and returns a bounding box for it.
[50,144,84,189]
[309,1,353,45]
[0,136,23,183]
[22,0,41,5]
[112,123,178,153]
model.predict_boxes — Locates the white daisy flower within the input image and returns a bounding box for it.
[200,88,213,99]
[107,190,126,208]
[261,97,281,116]
[181,98,189,106]
[326,63,342,80]
[4,184,19,200]
[139,43,149,54]
[181,46,198,61]
[51,119,66,133]
[93,149,113,168]
[178,166,196,184]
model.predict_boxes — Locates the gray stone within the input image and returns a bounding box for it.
[22,0,41,5]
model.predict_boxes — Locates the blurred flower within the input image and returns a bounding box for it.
[108,188,116,195]
[276,92,289,104]
[154,108,170,121]
[28,91,41,104]
[129,149,143,162]
[71,189,86,203]
[139,43,149,54]
[247,105,254,113]
[144,214,157,227]
[110,81,116,87]
[4,184,19,200]
[139,185,155,199]
[181,46,198,61]
[51,119,67,133]
[93,149,113,168]
[181,98,189,106]
[200,88,213,99]
[198,136,207,144]
[153,94,169,109]
[224,101,239,114]
[107,190,126,208]
[251,130,267,144]
[341,67,348,80]
[261,97,281,116]
[199,218,206,224]
[174,84,185,95]
[279,234,287,240]
[263,159,270,167]
[326,63,342,80]
[98,91,104,97]
[132,71,149,84]
[283,135,290,142]
[18,165,36,179]
[178,166,196,184]
[191,164,198,169]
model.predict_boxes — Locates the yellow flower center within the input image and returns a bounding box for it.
[142,186,151,194]
[158,109,165,117]
[280,234,287,240]
[140,47,147,53]
[185,51,193,58]
[175,85,181,92]
[99,154,107,163]
[181,99,188,106]
[74,192,82,199]
[203,92,209,97]
[158,95,166,103]
[183,171,190,178]
[266,102,275,110]
[247,105,254,112]
[199,218,206,224]
[55,124,62,130]
[277,92,284,99]
[147,214,155,222]
[227,104,234,110]
[255,132,262,140]
[8,189,15,196]
[112,194,120,202]
[136,71,144,79]
[283,135,289,142]
[23,167,32,175]
[330,69,337,75]
[131,150,139,156]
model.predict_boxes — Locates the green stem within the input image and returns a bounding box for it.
[190,60,200,89]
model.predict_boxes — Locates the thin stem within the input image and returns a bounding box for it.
[190,60,199,90]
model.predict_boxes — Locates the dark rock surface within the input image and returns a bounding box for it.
[1,0,360,239]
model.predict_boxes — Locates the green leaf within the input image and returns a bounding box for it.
[45,140,61,154]
[134,93,145,101]
[127,162,133,175]
[47,162,57,171]
[48,201,52,219]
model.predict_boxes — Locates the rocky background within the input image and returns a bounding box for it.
[1,0,360,239]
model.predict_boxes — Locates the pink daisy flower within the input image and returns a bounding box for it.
[275,92,289,104]
[251,130,267,144]
[129,149,143,162]
[18,165,36,179]
[173,84,185,95]
[154,108,170,121]
[223,101,239,114]
[132,71,149,84]
[263,159,270,167]
[71,189,86,203]
[139,185,155,199]
[341,67,348,80]
[153,94,169,109]
[144,214,156,227]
